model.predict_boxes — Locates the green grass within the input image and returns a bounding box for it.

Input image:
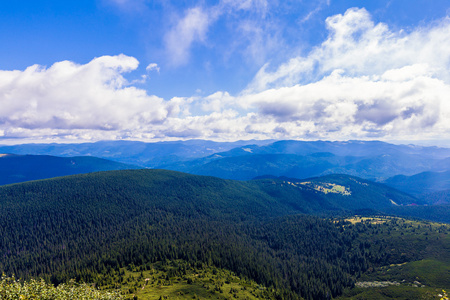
[98,260,276,300]
[298,181,352,195]
[336,217,450,300]
[360,259,450,288]
[108,258,450,300]
[404,259,450,287]
[337,285,446,300]
[95,217,449,300]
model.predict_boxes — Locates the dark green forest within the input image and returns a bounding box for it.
[1,170,448,299]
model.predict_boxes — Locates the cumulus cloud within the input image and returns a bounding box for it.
[247,8,450,92]
[2,8,450,143]
[236,8,450,141]
[0,55,184,140]
[240,68,449,139]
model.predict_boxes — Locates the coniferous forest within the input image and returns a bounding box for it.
[1,169,449,299]
[3,0,450,297]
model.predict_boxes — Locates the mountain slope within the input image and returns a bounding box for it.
[159,140,450,180]
[257,140,450,158]
[0,139,274,167]
[421,189,450,205]
[2,140,450,177]
[199,140,450,159]
[0,169,447,300]
[0,169,356,299]
[0,154,140,185]
[163,153,338,180]
[383,170,450,196]
[301,174,423,209]
[0,169,420,218]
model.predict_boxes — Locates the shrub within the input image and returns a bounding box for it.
[0,274,123,300]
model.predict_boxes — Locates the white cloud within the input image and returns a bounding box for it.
[2,8,450,144]
[233,19,282,65]
[146,63,160,73]
[298,0,330,24]
[240,68,449,139]
[164,7,211,66]
[0,55,185,140]
[233,8,450,142]
[200,91,235,112]
[163,0,276,67]
[247,8,450,92]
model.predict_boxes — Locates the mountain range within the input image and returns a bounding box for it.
[1,169,449,300]
[2,139,450,204]
[2,142,449,299]
[160,140,450,181]
[0,139,274,167]
[0,154,140,186]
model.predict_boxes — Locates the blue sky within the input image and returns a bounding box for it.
[1,0,450,144]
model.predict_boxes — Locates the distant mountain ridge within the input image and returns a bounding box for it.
[2,139,449,168]
[161,140,450,181]
[2,139,450,196]
[0,139,275,167]
[421,189,450,205]
[383,170,450,197]
[0,154,140,186]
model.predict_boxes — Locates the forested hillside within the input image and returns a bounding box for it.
[1,169,448,299]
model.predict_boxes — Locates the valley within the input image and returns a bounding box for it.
[3,140,450,204]
[1,140,450,299]
[3,0,449,298]
[0,168,449,299]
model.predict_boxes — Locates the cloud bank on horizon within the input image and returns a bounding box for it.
[0,2,450,144]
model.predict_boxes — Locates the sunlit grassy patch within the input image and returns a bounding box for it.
[98,260,275,300]
[299,181,352,195]
[345,216,391,224]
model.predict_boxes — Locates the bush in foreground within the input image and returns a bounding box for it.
[0,275,123,300]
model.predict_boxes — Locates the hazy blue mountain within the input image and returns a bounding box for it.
[3,139,450,184]
[0,154,140,185]
[431,157,450,171]
[383,170,450,196]
[330,153,438,180]
[161,140,450,181]
[163,153,354,180]
[421,189,450,205]
[229,140,450,158]
[0,139,274,167]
